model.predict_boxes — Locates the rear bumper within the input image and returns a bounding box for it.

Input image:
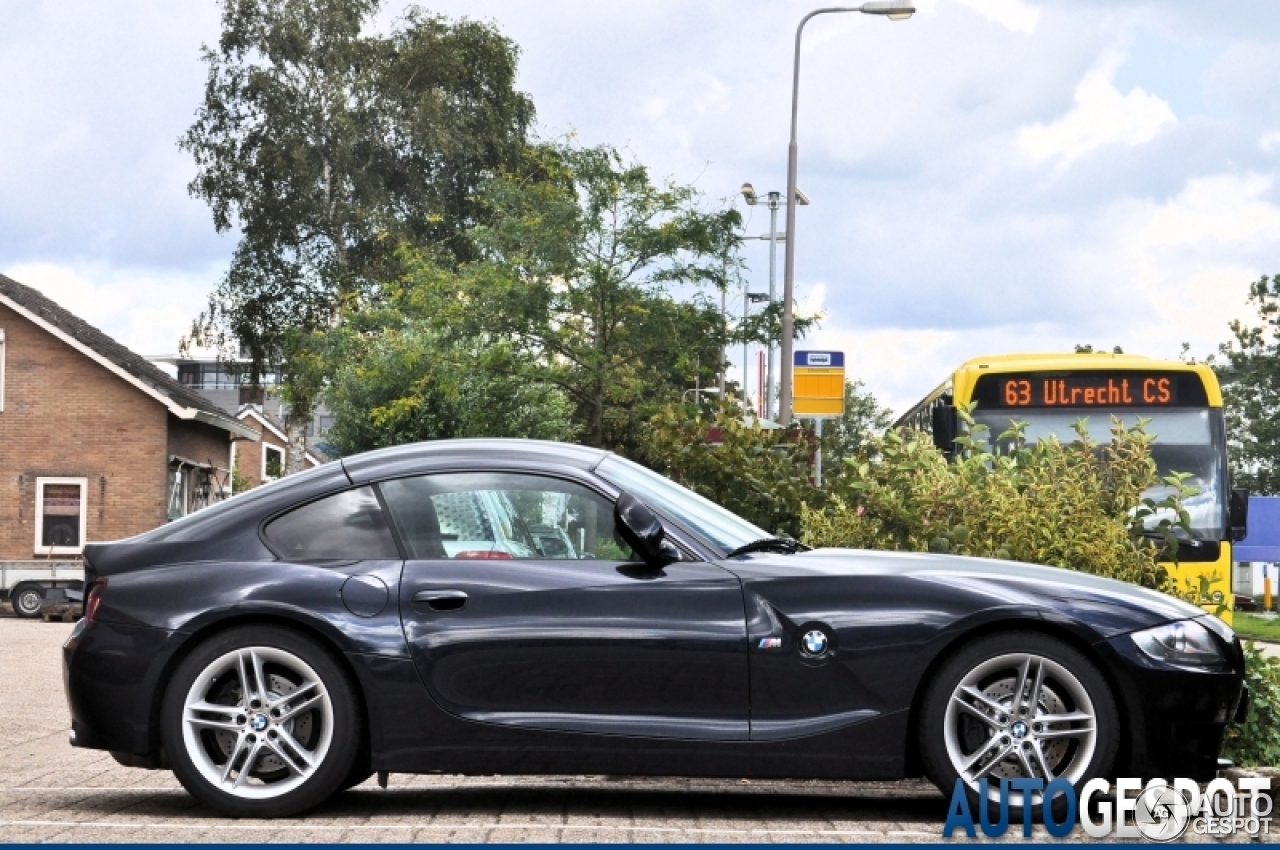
[63,619,185,757]
[1100,633,1245,781]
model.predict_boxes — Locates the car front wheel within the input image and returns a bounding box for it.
[161,625,362,817]
[919,631,1119,821]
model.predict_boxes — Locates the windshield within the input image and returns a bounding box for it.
[969,407,1226,542]
[595,455,769,552]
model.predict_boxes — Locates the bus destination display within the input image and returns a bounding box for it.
[972,371,1208,409]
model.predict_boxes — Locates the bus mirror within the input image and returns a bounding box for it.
[1230,488,1249,542]
[931,405,958,455]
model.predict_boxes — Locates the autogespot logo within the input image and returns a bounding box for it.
[943,776,1274,839]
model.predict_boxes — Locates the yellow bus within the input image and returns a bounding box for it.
[895,352,1249,622]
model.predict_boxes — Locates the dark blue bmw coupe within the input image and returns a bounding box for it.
[63,439,1247,818]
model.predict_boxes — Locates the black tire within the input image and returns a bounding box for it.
[11,585,44,619]
[161,625,362,818]
[918,631,1119,823]
[338,767,375,792]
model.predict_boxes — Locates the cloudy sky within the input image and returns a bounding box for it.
[5,0,1280,414]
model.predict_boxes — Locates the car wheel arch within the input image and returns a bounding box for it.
[145,612,372,771]
[901,616,1138,780]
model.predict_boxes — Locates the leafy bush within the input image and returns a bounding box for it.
[638,399,821,538]
[801,412,1189,591]
[635,385,893,537]
[1223,642,1280,767]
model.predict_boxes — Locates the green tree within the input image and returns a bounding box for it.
[321,257,578,453]
[324,328,578,454]
[1217,274,1280,494]
[462,143,742,450]
[180,0,534,470]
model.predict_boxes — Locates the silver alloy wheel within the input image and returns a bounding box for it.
[180,647,334,799]
[944,652,1097,804]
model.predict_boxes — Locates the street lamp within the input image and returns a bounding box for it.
[778,1,914,425]
[741,183,808,421]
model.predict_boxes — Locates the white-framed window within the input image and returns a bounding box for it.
[263,444,286,482]
[0,327,6,412]
[34,477,87,555]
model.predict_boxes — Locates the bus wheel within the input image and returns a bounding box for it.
[11,585,44,619]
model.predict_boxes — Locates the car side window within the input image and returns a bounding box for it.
[263,486,399,561]
[378,472,637,562]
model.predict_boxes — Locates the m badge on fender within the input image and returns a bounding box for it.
[757,637,782,649]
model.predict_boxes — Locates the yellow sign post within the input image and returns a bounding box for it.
[793,351,845,486]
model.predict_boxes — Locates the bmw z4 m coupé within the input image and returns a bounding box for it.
[63,439,1247,818]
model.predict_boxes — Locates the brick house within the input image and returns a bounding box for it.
[231,405,321,490]
[0,274,258,561]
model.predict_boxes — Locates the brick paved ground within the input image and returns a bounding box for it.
[0,613,1263,843]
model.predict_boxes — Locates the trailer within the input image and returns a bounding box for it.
[2,560,84,619]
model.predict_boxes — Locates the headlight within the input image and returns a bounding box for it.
[1131,619,1225,667]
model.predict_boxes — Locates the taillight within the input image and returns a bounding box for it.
[84,580,106,622]
[454,550,513,560]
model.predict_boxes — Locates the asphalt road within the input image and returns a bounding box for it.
[0,614,1261,843]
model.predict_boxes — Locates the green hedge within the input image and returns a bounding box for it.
[1224,642,1280,767]
[801,413,1186,591]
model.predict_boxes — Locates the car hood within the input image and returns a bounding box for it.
[725,547,1206,633]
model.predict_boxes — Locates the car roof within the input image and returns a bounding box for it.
[342,438,612,483]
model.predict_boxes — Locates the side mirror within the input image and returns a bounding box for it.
[614,492,679,566]
[1230,488,1249,542]
[931,404,958,455]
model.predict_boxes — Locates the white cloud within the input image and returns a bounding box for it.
[954,0,1041,35]
[784,172,1280,414]
[1138,173,1280,248]
[3,261,221,358]
[1115,173,1280,354]
[1018,51,1177,165]
[1260,130,1280,154]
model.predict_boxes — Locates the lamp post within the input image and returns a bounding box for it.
[741,183,808,421]
[778,1,915,425]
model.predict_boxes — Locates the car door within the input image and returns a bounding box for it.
[382,470,750,741]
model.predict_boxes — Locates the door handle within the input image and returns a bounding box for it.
[412,589,468,611]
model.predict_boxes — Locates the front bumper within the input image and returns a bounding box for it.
[63,618,185,757]
[1101,631,1245,781]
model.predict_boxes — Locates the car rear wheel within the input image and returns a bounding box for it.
[919,631,1118,821]
[11,585,44,619]
[161,625,361,817]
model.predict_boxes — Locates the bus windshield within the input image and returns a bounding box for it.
[969,407,1225,542]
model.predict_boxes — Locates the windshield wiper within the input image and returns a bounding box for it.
[724,537,805,558]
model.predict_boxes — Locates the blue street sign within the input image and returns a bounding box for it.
[794,351,845,368]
